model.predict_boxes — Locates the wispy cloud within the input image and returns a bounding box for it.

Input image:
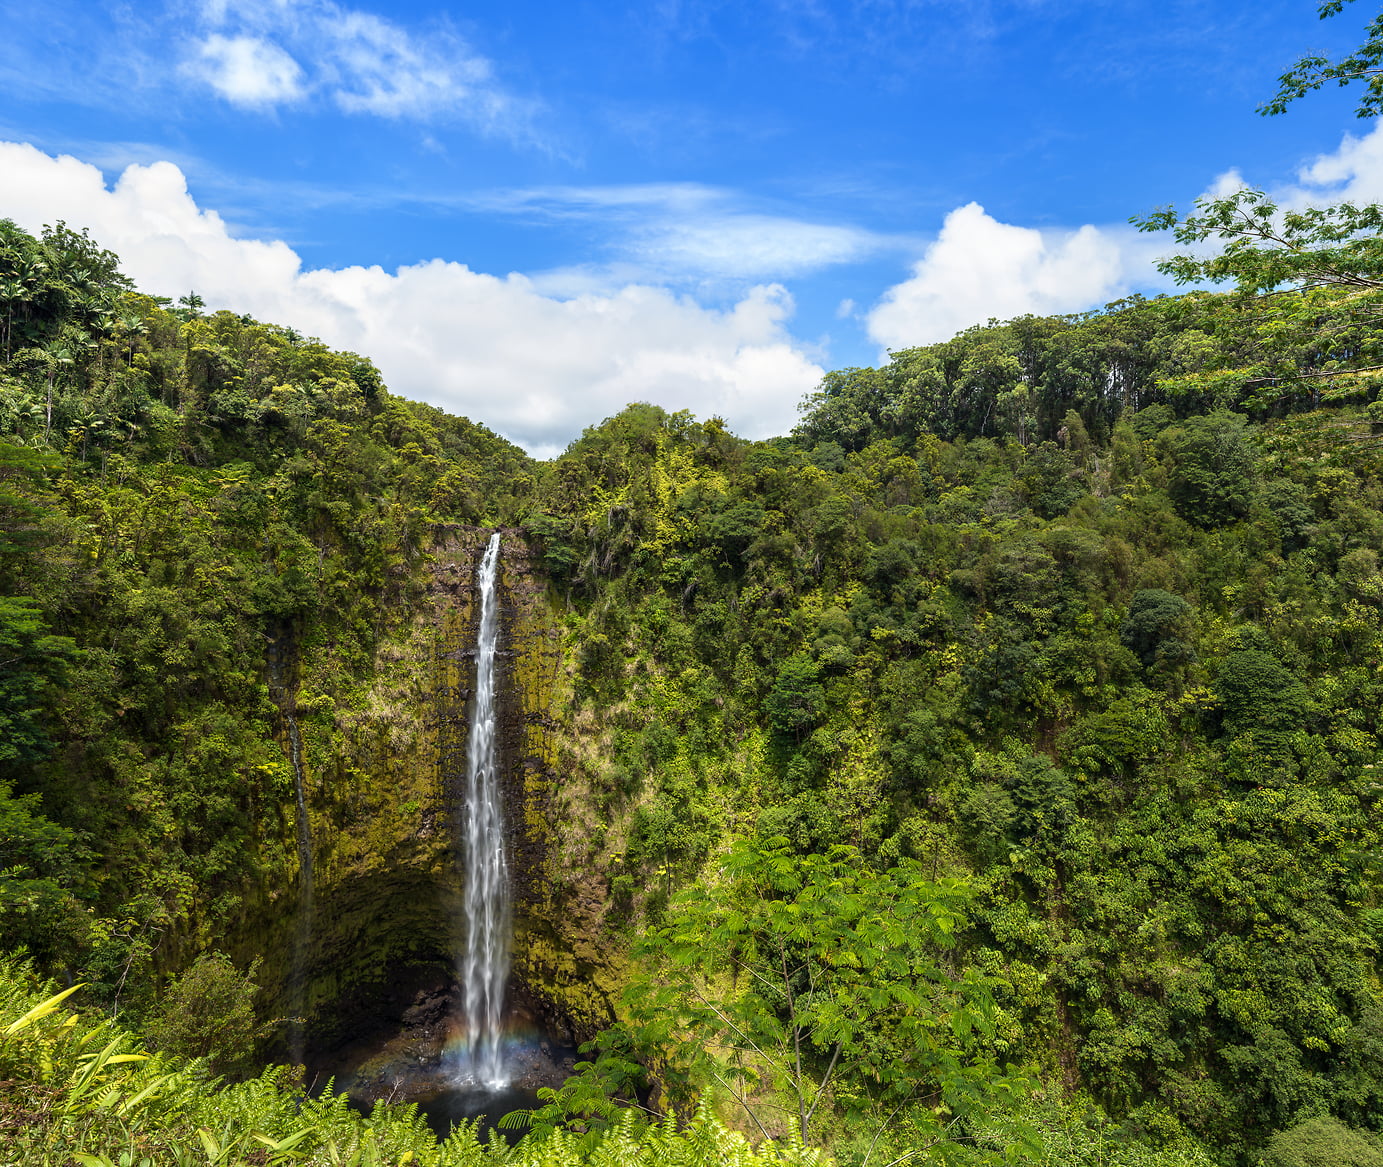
[634,0,1018,79]
[181,0,531,130]
[0,0,539,139]
[464,183,904,282]
[631,213,883,279]
[466,183,725,218]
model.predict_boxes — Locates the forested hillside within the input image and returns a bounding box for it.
[0,218,534,1001]
[522,300,1383,1158]
[4,212,1383,1167]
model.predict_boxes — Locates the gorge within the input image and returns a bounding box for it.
[272,526,590,1128]
[5,248,1383,1164]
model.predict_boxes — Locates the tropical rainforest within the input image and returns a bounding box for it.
[10,11,1383,1167]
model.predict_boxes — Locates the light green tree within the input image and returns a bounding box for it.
[1261,0,1383,120]
[599,839,1033,1163]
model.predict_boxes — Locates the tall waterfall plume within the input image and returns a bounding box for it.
[457,531,511,1088]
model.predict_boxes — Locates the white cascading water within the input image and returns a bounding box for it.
[458,531,511,1088]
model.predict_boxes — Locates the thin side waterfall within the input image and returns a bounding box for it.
[268,640,314,1065]
[285,705,315,1064]
[457,531,511,1088]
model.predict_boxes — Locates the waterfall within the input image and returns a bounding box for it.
[457,531,511,1088]
[268,639,314,1065]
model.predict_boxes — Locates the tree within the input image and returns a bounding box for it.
[1160,411,1257,526]
[1262,1116,1383,1167]
[794,367,891,453]
[0,220,127,361]
[764,653,825,743]
[1130,199,1383,411]
[0,595,75,771]
[1017,442,1084,519]
[1120,589,1195,670]
[0,441,59,568]
[609,839,1032,1161]
[1214,647,1308,734]
[1132,4,1383,409]
[0,781,89,961]
[1261,1,1383,120]
[1136,191,1383,300]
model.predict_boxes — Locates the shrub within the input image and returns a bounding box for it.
[1262,1116,1383,1167]
[144,951,269,1078]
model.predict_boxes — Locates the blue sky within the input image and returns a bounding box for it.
[0,0,1379,453]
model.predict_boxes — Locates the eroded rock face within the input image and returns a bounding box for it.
[487,531,623,1046]
[245,526,616,1060]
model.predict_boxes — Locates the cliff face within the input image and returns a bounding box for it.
[493,534,625,1043]
[244,526,616,1053]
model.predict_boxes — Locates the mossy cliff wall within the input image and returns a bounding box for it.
[241,526,619,1051]
[492,534,626,1043]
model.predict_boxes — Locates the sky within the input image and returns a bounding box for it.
[1,0,1382,455]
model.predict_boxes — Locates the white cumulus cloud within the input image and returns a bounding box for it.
[1287,118,1383,204]
[865,202,1129,352]
[0,142,824,455]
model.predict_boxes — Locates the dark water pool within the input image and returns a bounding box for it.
[311,1025,578,1142]
[408,1082,545,1142]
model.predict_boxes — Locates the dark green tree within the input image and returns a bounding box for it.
[764,653,825,743]
[0,596,75,771]
[1120,589,1195,669]
[1160,411,1256,526]
[0,782,89,961]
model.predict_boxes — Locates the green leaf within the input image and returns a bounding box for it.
[3,982,84,1035]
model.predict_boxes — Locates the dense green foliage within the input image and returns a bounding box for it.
[2,961,1231,1167]
[522,307,1383,1158]
[0,218,534,1014]
[143,952,272,1078]
[0,962,816,1167]
[613,838,1032,1159]
[1259,1115,1383,1167]
[5,193,1383,1165]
